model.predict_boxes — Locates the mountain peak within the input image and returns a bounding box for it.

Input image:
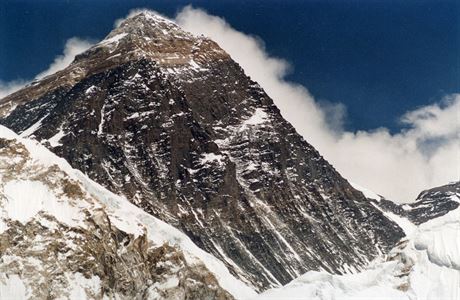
[0,12,229,117]
[105,11,190,45]
[90,10,228,68]
[118,10,178,28]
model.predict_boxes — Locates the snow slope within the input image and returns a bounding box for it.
[0,125,255,299]
[351,181,417,236]
[252,204,460,300]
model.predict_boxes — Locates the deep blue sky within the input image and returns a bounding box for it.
[1,0,458,132]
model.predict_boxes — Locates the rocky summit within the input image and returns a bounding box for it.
[0,12,406,291]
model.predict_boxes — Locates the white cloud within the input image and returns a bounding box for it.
[36,38,93,79]
[0,37,93,99]
[173,6,459,202]
[0,80,27,99]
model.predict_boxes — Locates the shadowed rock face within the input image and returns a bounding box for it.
[407,182,460,224]
[376,182,460,225]
[0,12,404,290]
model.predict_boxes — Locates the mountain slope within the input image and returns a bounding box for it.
[0,11,404,290]
[354,181,460,226]
[252,195,460,300]
[402,182,460,224]
[0,125,254,300]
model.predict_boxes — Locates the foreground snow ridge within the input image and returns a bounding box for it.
[253,206,460,300]
[0,125,255,299]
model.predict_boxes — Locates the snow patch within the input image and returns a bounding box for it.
[97,102,107,136]
[350,182,417,236]
[3,180,86,227]
[243,108,269,126]
[200,153,225,165]
[47,128,65,147]
[66,273,102,300]
[0,274,28,299]
[189,59,208,71]
[380,209,417,237]
[153,276,179,290]
[85,86,97,95]
[369,201,417,237]
[100,33,127,45]
[0,218,7,234]
[20,115,48,138]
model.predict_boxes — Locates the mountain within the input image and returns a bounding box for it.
[0,11,405,290]
[252,192,460,300]
[0,125,255,299]
[355,181,460,226]
[398,182,459,225]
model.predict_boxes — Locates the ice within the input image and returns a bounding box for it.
[414,208,460,269]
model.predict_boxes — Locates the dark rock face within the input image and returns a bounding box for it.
[376,182,460,225]
[0,12,405,290]
[407,182,460,224]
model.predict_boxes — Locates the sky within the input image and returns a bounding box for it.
[0,0,459,202]
[1,0,459,132]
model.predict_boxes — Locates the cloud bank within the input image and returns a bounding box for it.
[0,38,93,99]
[174,6,459,202]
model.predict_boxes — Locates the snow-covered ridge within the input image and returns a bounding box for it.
[0,125,255,299]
